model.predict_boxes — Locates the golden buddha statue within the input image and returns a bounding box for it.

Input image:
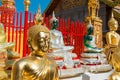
[11,7,59,80]
[0,23,19,79]
[104,12,120,80]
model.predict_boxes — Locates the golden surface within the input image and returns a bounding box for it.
[106,12,119,48]
[104,12,120,80]
[34,5,43,25]
[24,0,30,11]
[12,53,59,80]
[11,7,59,80]
[2,0,15,5]
[88,0,100,18]
[0,23,19,80]
[0,49,8,80]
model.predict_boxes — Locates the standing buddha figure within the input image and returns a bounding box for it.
[11,7,59,80]
[104,12,120,80]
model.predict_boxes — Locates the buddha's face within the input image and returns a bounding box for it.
[87,24,94,35]
[51,20,58,29]
[109,23,118,31]
[108,18,118,31]
[37,32,50,52]
[53,20,58,27]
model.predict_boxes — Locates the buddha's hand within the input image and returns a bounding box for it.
[48,49,53,53]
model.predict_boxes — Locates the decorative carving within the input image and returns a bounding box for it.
[88,0,100,18]
[100,0,120,7]
[24,0,30,11]
[93,19,103,48]
[62,0,84,10]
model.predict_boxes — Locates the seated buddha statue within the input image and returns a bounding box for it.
[11,8,59,80]
[84,20,103,53]
[104,12,120,80]
[49,12,76,54]
[48,12,76,68]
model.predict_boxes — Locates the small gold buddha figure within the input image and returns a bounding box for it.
[104,12,120,80]
[11,7,59,80]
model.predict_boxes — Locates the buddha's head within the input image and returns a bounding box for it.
[87,19,94,35]
[27,6,50,53]
[108,12,118,31]
[50,11,58,30]
[27,25,50,53]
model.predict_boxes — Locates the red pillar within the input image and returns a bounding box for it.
[15,13,18,51]
[23,11,28,57]
[19,12,22,54]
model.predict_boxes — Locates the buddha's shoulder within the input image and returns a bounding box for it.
[13,56,47,66]
[50,30,62,34]
[13,56,37,64]
[47,56,57,65]
[106,32,119,36]
[106,32,112,36]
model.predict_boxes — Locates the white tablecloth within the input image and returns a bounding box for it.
[61,70,113,80]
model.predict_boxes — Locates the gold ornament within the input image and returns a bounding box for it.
[24,0,30,11]
[34,5,43,25]
[88,0,100,18]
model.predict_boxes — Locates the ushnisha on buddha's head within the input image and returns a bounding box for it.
[27,5,50,54]
[27,25,50,52]
[108,12,118,31]
[50,11,59,30]
[87,19,94,35]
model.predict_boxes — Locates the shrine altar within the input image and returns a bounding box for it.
[61,70,113,80]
